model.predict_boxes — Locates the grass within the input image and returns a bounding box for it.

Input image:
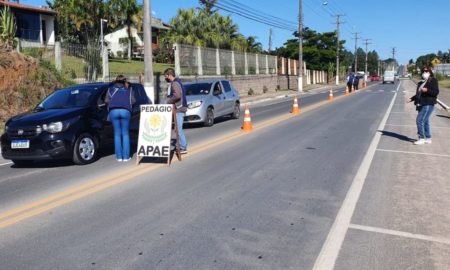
[439,79,450,89]
[109,59,173,75]
[47,56,173,79]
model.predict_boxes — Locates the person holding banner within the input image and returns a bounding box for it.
[164,68,188,154]
[106,75,136,161]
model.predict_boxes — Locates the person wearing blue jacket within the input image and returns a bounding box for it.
[105,75,136,161]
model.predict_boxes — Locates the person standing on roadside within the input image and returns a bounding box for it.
[408,67,439,145]
[346,73,354,92]
[164,68,188,154]
[105,75,135,161]
[353,75,360,91]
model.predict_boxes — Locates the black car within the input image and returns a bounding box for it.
[1,82,150,166]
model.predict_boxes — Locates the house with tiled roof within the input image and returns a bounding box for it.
[0,0,56,47]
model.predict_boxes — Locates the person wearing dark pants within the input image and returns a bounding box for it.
[408,66,439,145]
[106,75,136,161]
[164,68,188,154]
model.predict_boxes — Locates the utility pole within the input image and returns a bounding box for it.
[377,59,380,76]
[364,38,371,87]
[352,32,361,73]
[298,0,303,92]
[334,14,345,85]
[392,47,396,71]
[143,0,155,103]
[268,28,272,53]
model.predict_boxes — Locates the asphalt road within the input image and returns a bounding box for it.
[2,81,447,269]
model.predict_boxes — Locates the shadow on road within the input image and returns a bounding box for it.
[379,130,415,142]
[436,114,450,119]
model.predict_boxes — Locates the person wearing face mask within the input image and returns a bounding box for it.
[408,67,439,145]
[163,68,188,154]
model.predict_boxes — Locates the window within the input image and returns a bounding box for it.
[213,82,222,95]
[221,81,232,93]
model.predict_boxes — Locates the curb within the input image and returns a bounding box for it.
[240,84,347,106]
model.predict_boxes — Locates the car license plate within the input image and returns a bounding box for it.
[11,140,30,149]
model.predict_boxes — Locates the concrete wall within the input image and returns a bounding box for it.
[138,74,318,103]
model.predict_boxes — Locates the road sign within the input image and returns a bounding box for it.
[136,104,181,165]
[432,58,441,67]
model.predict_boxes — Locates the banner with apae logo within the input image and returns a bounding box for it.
[137,105,173,158]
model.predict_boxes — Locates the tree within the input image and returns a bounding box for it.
[0,6,18,51]
[161,8,249,51]
[47,0,108,44]
[110,0,139,60]
[416,53,437,69]
[274,28,346,71]
[199,0,218,15]
[245,36,263,53]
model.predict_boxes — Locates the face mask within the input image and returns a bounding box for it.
[422,72,430,80]
[165,78,171,83]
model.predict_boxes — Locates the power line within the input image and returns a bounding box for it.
[214,2,297,31]
[221,0,297,27]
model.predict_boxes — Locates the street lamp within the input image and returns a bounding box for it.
[100,19,108,55]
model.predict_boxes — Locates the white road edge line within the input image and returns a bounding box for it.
[377,149,450,158]
[312,82,401,270]
[0,162,13,167]
[385,124,450,129]
[349,224,450,245]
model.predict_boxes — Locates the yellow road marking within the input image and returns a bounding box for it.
[0,88,355,229]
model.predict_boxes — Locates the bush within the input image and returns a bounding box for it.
[263,85,268,93]
[435,73,445,81]
[22,47,44,59]
[248,88,254,95]
[116,51,123,59]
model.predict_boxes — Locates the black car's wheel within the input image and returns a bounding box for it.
[11,160,33,166]
[73,133,98,165]
[230,102,240,119]
[204,107,214,127]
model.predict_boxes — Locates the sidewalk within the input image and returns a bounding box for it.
[337,79,450,269]
[239,82,346,106]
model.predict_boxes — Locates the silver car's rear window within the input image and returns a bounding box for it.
[185,83,212,95]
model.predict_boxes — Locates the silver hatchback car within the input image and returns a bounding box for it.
[183,79,240,126]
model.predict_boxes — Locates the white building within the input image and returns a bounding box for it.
[104,18,170,58]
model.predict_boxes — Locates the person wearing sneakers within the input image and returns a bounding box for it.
[164,68,188,154]
[105,75,136,161]
[408,66,439,145]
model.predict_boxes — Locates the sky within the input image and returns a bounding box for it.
[20,0,450,65]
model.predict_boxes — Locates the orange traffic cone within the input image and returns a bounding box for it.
[345,86,349,95]
[291,96,300,114]
[241,104,253,132]
[351,85,355,93]
[328,89,334,101]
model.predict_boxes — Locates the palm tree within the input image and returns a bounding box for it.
[198,0,218,15]
[110,0,138,59]
[246,36,263,53]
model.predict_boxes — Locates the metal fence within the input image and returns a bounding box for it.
[435,64,450,77]
[59,43,102,83]
[175,43,278,76]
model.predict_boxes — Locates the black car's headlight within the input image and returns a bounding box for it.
[37,117,79,134]
[188,100,203,109]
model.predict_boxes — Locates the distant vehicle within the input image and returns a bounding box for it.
[369,74,380,81]
[382,71,395,84]
[394,73,400,80]
[184,79,240,127]
[184,80,241,127]
[1,83,150,166]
